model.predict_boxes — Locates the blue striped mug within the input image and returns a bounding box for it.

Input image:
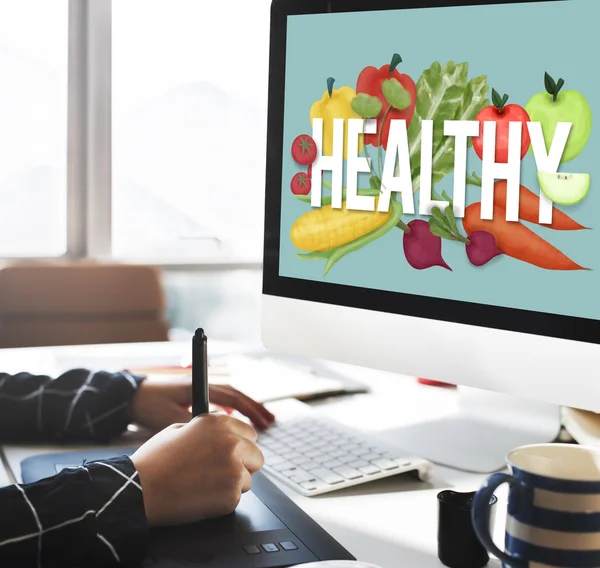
[472,444,600,568]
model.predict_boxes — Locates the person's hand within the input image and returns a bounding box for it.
[131,414,264,526]
[129,376,275,432]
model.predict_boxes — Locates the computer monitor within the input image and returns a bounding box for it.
[262,0,598,473]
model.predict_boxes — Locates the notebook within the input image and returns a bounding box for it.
[135,352,368,404]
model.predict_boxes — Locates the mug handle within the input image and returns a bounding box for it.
[471,472,526,568]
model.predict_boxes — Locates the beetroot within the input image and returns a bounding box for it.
[466,231,502,266]
[403,220,451,270]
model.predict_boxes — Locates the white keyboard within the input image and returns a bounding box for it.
[258,400,432,496]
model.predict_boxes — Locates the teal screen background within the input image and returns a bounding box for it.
[279,0,598,321]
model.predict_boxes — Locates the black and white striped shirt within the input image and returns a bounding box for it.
[0,369,149,567]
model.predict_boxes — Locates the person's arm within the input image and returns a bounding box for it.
[0,413,264,567]
[0,369,144,443]
[0,455,148,567]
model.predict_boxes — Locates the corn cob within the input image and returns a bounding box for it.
[290,200,391,252]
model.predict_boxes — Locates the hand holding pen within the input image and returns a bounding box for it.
[191,328,275,428]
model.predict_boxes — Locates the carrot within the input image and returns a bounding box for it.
[463,202,587,271]
[492,180,588,231]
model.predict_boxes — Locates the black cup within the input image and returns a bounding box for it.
[437,490,497,568]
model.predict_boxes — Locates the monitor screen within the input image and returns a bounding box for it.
[274,0,597,329]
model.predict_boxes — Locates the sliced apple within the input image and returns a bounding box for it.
[538,172,590,206]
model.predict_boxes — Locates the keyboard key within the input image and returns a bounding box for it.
[359,465,381,475]
[372,458,400,470]
[291,456,312,466]
[333,466,363,480]
[300,481,319,491]
[281,451,302,460]
[244,545,261,555]
[361,452,381,461]
[280,541,298,551]
[273,461,296,472]
[329,449,346,458]
[350,447,368,456]
[303,461,321,471]
[313,455,331,464]
[282,468,300,477]
[306,449,323,459]
[262,543,279,553]
[322,459,343,469]
[339,454,359,464]
[266,455,285,466]
[312,440,329,449]
[349,459,369,468]
[289,471,313,483]
[310,468,345,485]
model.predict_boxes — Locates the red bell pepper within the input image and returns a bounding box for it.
[356,53,417,149]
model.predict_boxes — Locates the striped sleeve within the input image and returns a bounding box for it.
[0,455,148,567]
[0,369,145,443]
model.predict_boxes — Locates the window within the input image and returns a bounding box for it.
[0,1,68,257]
[112,0,271,262]
[0,0,269,266]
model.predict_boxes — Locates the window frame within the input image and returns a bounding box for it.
[0,0,263,270]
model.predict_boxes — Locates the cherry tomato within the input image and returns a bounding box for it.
[472,90,531,163]
[291,134,317,166]
[290,172,311,195]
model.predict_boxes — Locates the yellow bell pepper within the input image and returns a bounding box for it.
[309,77,363,160]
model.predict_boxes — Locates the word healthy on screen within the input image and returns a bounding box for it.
[309,118,572,224]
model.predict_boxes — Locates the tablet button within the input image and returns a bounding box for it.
[243,545,261,555]
[262,543,279,553]
[279,541,298,551]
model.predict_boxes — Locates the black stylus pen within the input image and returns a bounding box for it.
[192,328,210,416]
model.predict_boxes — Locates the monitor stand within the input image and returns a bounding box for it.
[383,387,562,473]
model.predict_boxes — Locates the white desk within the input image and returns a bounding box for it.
[0,342,506,568]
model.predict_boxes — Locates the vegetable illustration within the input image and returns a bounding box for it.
[467,176,588,230]
[472,88,531,162]
[291,198,391,252]
[289,58,593,276]
[405,61,490,193]
[403,220,451,271]
[525,72,592,163]
[356,53,416,149]
[291,134,317,166]
[310,77,362,159]
[295,200,403,276]
[290,172,311,195]
[350,93,383,119]
[382,78,412,111]
[463,202,587,271]
[466,231,502,267]
[427,191,500,267]
[538,172,590,206]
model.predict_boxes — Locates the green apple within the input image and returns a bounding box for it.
[538,172,590,205]
[525,72,592,163]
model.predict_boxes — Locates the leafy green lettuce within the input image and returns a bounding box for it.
[399,61,490,193]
